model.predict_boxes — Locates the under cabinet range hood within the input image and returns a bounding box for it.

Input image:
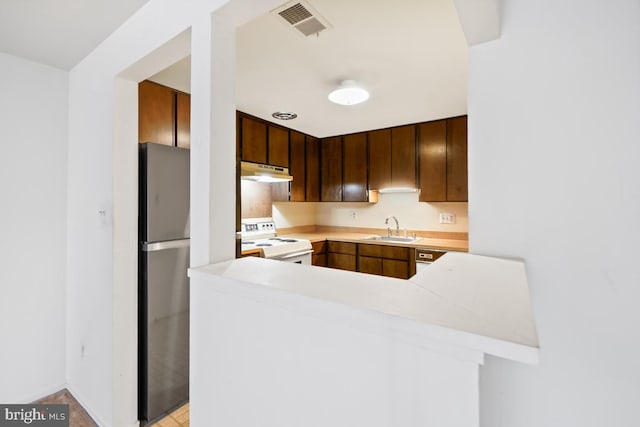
[240,161,293,183]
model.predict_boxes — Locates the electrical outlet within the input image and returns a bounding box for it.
[439,213,456,224]
[349,211,357,220]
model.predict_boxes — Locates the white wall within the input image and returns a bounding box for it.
[67,4,210,426]
[0,53,68,402]
[67,0,278,424]
[469,0,640,425]
[274,194,468,233]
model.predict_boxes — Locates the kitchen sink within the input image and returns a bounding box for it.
[361,235,418,243]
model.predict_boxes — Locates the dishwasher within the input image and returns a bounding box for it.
[414,248,447,273]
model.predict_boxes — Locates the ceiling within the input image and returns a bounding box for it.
[151,0,469,138]
[0,0,151,70]
[1,0,469,138]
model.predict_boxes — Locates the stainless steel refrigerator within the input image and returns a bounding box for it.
[139,143,190,424]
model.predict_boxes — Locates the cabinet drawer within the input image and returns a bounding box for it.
[328,253,356,271]
[327,241,357,255]
[358,243,409,260]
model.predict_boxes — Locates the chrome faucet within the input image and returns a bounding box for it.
[385,216,400,236]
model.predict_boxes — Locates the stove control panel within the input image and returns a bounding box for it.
[241,218,277,239]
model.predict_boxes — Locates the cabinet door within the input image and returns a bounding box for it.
[268,125,289,167]
[342,132,368,202]
[241,115,267,164]
[382,259,409,279]
[368,129,391,190]
[313,254,327,267]
[139,80,174,146]
[328,253,356,271]
[418,120,447,202]
[289,131,306,202]
[176,92,190,149]
[446,116,468,201]
[312,241,327,267]
[321,136,343,202]
[391,125,416,188]
[358,256,382,275]
[306,136,320,202]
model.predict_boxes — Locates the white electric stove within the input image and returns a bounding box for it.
[240,218,313,264]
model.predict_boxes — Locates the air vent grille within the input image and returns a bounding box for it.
[272,0,332,38]
[278,3,312,25]
[295,17,326,36]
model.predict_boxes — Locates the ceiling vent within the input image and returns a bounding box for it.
[272,1,332,38]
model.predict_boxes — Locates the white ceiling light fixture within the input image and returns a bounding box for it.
[272,111,298,120]
[328,80,370,106]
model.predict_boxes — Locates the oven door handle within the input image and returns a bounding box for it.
[275,249,314,260]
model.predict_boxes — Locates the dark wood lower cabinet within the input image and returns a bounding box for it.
[358,243,412,279]
[328,253,356,271]
[323,241,414,279]
[312,241,327,267]
[358,256,382,275]
[382,259,409,279]
[327,241,357,271]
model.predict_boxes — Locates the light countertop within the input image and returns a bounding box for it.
[190,252,539,364]
[282,231,468,252]
[240,230,468,257]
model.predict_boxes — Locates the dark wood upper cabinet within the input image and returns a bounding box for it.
[289,130,306,202]
[391,125,416,188]
[139,80,175,146]
[305,136,320,202]
[268,126,289,167]
[139,80,191,149]
[418,116,468,202]
[342,132,368,202]
[234,110,466,205]
[176,91,190,149]
[368,129,392,190]
[320,136,343,202]
[240,115,267,164]
[446,116,468,201]
[418,120,447,202]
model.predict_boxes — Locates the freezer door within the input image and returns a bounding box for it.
[140,143,190,242]
[140,241,190,422]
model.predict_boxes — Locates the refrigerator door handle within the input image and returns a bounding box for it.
[142,238,190,252]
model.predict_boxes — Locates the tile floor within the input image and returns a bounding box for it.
[150,403,189,427]
[31,388,189,426]
[33,388,97,426]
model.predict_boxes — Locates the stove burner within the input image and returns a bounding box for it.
[256,243,272,247]
[242,241,255,245]
[267,237,298,243]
